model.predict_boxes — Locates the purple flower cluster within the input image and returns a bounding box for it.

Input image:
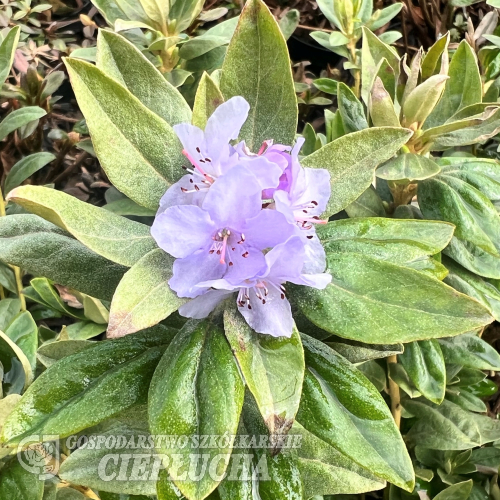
[151,97,331,337]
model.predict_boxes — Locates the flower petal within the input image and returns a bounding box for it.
[238,156,283,190]
[204,97,250,160]
[169,249,226,298]
[295,168,331,215]
[243,208,296,250]
[151,205,215,258]
[157,174,207,212]
[264,236,305,281]
[178,289,234,319]
[238,286,293,338]
[202,165,262,228]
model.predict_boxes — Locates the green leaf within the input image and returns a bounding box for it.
[220,0,297,150]
[37,340,93,368]
[192,72,224,130]
[404,398,500,450]
[436,156,500,210]
[1,325,176,446]
[149,319,244,500]
[444,257,500,321]
[345,186,386,218]
[317,218,455,264]
[438,333,500,370]
[24,278,86,320]
[361,27,400,105]
[399,340,446,404]
[421,33,449,80]
[402,75,448,127]
[279,8,300,40]
[0,327,34,392]
[291,252,492,344]
[59,408,157,496]
[169,0,204,33]
[223,306,304,435]
[313,78,338,95]
[0,107,47,141]
[367,3,403,31]
[376,153,441,181]
[295,421,387,496]
[108,249,186,338]
[96,30,191,126]
[63,322,107,340]
[56,488,86,500]
[7,185,157,267]
[369,77,400,128]
[0,454,44,500]
[0,26,20,86]
[419,167,500,279]
[434,480,473,500]
[179,35,228,60]
[4,153,55,194]
[425,41,482,129]
[337,82,368,133]
[64,57,185,210]
[301,127,412,216]
[296,334,414,491]
[327,337,403,363]
[4,311,38,374]
[422,106,500,150]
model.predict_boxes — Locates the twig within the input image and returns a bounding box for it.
[51,113,81,123]
[53,151,89,185]
[298,24,333,33]
[387,355,401,429]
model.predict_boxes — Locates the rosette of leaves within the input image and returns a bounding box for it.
[0,1,496,498]
[311,0,403,96]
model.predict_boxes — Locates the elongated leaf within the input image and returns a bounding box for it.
[436,156,500,209]
[0,215,126,301]
[302,127,412,216]
[0,26,20,85]
[149,319,244,500]
[345,186,386,218]
[376,154,441,181]
[291,253,492,344]
[59,409,157,496]
[337,82,368,133]
[419,169,500,279]
[4,153,55,194]
[37,340,93,368]
[317,218,454,264]
[7,186,156,267]
[296,334,414,491]
[424,106,500,150]
[4,311,38,374]
[96,31,191,126]
[223,306,304,435]
[330,338,403,364]
[89,0,150,25]
[192,72,224,130]
[294,422,386,497]
[399,340,446,404]
[108,249,186,338]
[220,0,297,150]
[425,41,482,129]
[0,107,46,141]
[421,34,449,80]
[438,333,500,370]
[404,398,500,450]
[444,257,500,321]
[64,57,186,210]
[434,481,473,500]
[1,325,175,446]
[0,329,34,391]
[361,27,400,104]
[0,454,44,499]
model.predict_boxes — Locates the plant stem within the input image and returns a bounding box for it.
[387,355,401,429]
[0,187,25,310]
[347,39,361,98]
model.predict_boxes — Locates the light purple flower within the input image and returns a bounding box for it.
[151,165,295,298]
[179,236,331,337]
[273,138,331,273]
[159,97,283,211]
